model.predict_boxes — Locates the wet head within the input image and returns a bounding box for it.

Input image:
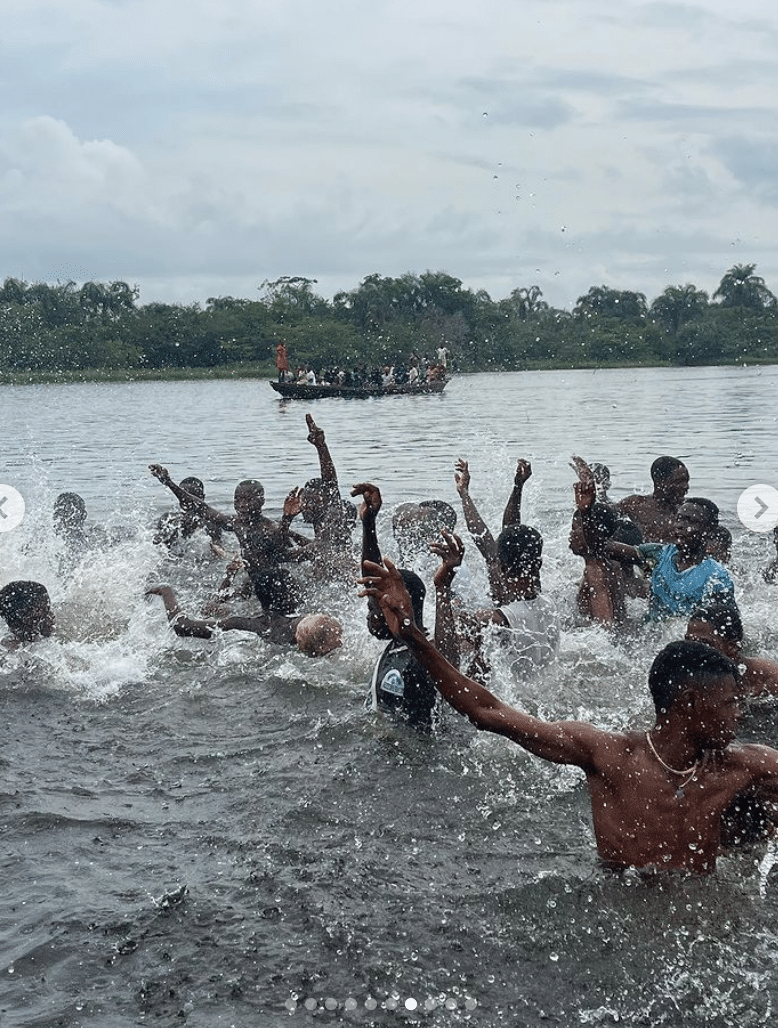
[652,457,689,506]
[648,640,741,750]
[0,581,55,642]
[233,480,265,522]
[674,498,717,551]
[53,492,87,535]
[294,614,343,657]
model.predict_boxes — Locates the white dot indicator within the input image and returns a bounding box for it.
[737,484,778,533]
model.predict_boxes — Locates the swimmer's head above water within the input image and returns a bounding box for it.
[294,614,343,657]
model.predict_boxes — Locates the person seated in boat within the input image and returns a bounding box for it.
[453,455,532,604]
[283,415,356,583]
[684,602,778,698]
[149,465,303,614]
[431,526,559,683]
[146,585,341,657]
[358,560,778,875]
[351,481,439,729]
[153,476,225,557]
[381,365,395,387]
[0,581,55,649]
[616,456,690,543]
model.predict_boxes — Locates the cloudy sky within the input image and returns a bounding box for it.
[3,0,778,310]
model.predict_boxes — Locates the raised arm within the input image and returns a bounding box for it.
[149,464,231,526]
[358,558,603,768]
[454,459,502,596]
[430,530,464,668]
[306,414,338,487]
[502,459,531,528]
[351,481,383,569]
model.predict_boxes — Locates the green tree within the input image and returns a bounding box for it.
[713,263,776,310]
[649,284,709,335]
[574,286,647,322]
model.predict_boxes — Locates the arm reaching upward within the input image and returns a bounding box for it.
[149,464,231,526]
[351,481,383,569]
[502,459,531,528]
[454,459,504,599]
[430,530,464,668]
[358,558,602,768]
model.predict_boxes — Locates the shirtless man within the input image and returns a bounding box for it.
[149,465,301,613]
[617,456,689,543]
[146,585,341,657]
[685,603,778,697]
[358,558,778,874]
[0,581,55,649]
[569,485,626,626]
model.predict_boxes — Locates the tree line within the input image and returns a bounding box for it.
[0,263,777,376]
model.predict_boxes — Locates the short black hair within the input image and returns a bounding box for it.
[179,477,205,499]
[684,496,719,527]
[650,456,686,483]
[648,640,738,716]
[497,524,543,574]
[418,499,457,531]
[689,602,743,643]
[0,581,50,623]
[54,492,87,523]
[612,518,643,546]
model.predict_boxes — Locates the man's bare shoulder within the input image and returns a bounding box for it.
[724,740,778,771]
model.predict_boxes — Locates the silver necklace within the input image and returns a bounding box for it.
[645,732,699,798]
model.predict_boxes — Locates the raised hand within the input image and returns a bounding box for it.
[306,413,325,447]
[454,458,470,495]
[514,459,532,484]
[358,557,414,637]
[149,463,172,485]
[351,481,382,520]
[283,486,303,520]
[431,530,465,589]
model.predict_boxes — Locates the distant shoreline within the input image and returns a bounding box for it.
[1,357,777,387]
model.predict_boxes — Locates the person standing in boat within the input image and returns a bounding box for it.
[274,341,289,382]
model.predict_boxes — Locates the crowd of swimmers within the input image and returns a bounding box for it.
[5,415,778,876]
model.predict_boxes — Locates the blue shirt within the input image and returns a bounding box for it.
[637,543,735,619]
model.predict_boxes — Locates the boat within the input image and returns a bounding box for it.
[269,377,448,400]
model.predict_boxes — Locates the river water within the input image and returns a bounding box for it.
[2,366,778,1027]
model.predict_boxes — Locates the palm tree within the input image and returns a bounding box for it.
[713,263,776,309]
[649,284,708,335]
